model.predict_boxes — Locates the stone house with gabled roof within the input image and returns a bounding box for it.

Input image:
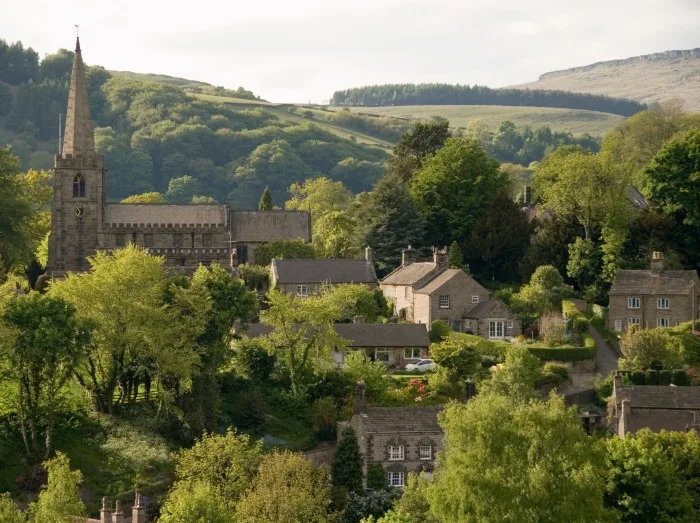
[608,252,700,332]
[611,372,700,438]
[343,383,444,487]
[270,248,378,298]
[245,320,430,368]
[380,247,520,339]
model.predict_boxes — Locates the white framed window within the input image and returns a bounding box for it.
[404,286,410,299]
[472,295,480,304]
[439,295,450,308]
[296,285,308,297]
[375,348,392,364]
[419,445,432,460]
[657,318,670,328]
[404,347,422,359]
[389,445,404,461]
[657,298,670,309]
[489,320,505,339]
[614,320,622,331]
[388,471,405,487]
[507,320,514,328]
[628,317,640,326]
[627,297,640,309]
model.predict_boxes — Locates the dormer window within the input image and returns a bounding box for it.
[73,175,85,198]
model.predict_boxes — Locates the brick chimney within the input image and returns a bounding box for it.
[365,246,373,263]
[434,247,448,272]
[354,382,366,414]
[651,251,664,274]
[100,497,113,523]
[401,245,417,266]
[132,491,147,523]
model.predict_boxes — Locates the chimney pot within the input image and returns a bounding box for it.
[651,251,664,273]
[401,246,417,266]
[365,246,373,262]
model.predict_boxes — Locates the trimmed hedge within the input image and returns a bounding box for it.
[525,333,597,361]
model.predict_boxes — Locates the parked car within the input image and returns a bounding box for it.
[405,359,436,372]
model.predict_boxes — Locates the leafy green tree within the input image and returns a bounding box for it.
[257,290,344,395]
[429,338,483,384]
[604,429,700,522]
[313,211,361,259]
[533,146,628,240]
[1,293,90,458]
[429,394,612,523]
[171,429,263,506]
[191,195,217,204]
[345,490,401,523]
[468,189,531,281]
[619,326,683,370]
[392,120,450,173]
[0,147,33,270]
[95,127,154,199]
[343,352,389,402]
[158,482,235,523]
[361,511,412,523]
[644,128,700,227]
[322,284,384,322]
[410,138,507,247]
[49,245,207,413]
[0,493,25,523]
[29,452,85,523]
[447,241,463,269]
[39,48,73,83]
[254,239,316,266]
[332,426,364,494]
[394,473,438,523]
[567,237,607,303]
[521,215,584,282]
[258,186,274,211]
[357,176,426,277]
[0,81,12,117]
[478,346,542,403]
[166,175,200,203]
[120,192,167,204]
[235,451,332,523]
[514,265,574,314]
[286,177,354,220]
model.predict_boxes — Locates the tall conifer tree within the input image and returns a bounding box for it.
[258,186,273,211]
[332,426,364,494]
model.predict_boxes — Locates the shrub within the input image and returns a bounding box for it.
[343,352,389,402]
[630,371,646,385]
[573,316,589,334]
[526,346,596,361]
[312,397,338,440]
[543,362,569,380]
[540,312,566,346]
[367,463,387,490]
[659,370,672,385]
[645,369,659,385]
[429,320,450,342]
[562,300,579,319]
[672,370,691,386]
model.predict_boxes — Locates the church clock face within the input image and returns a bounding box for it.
[74,206,85,218]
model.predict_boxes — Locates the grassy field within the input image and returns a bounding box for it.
[109,70,212,89]
[192,93,393,148]
[332,105,624,136]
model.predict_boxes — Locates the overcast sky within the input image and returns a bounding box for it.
[1,0,698,103]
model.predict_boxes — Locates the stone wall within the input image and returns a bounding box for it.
[608,293,697,332]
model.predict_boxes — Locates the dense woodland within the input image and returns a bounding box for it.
[330,83,646,116]
[1,34,700,523]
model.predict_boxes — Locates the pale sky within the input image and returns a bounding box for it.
[1,0,698,103]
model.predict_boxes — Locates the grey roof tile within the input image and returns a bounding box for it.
[272,259,377,284]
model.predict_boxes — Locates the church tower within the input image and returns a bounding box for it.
[47,37,104,273]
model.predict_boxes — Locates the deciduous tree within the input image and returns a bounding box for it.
[29,452,85,523]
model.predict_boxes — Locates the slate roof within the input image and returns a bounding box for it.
[230,210,311,242]
[415,269,488,295]
[356,406,443,434]
[464,299,515,319]
[272,259,377,284]
[610,270,700,295]
[616,385,700,410]
[104,204,228,226]
[244,322,430,348]
[334,323,430,348]
[381,262,436,286]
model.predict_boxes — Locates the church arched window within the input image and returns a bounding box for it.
[73,174,85,198]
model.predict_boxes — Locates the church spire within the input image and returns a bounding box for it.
[62,36,95,156]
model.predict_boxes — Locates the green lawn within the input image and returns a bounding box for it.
[332,105,624,136]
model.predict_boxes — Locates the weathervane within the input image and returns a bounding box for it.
[75,24,79,37]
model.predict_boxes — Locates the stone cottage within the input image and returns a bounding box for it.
[344,383,443,487]
[380,247,521,339]
[47,37,310,277]
[245,320,430,369]
[270,248,377,298]
[611,372,700,438]
[608,252,700,332]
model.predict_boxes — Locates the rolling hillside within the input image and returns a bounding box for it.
[331,105,624,136]
[109,70,213,89]
[511,49,700,111]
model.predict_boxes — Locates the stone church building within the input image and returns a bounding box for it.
[46,38,311,275]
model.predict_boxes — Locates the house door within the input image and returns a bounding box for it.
[488,320,504,339]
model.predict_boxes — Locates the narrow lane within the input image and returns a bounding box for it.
[588,324,619,377]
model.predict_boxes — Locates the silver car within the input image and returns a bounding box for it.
[405,359,436,372]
